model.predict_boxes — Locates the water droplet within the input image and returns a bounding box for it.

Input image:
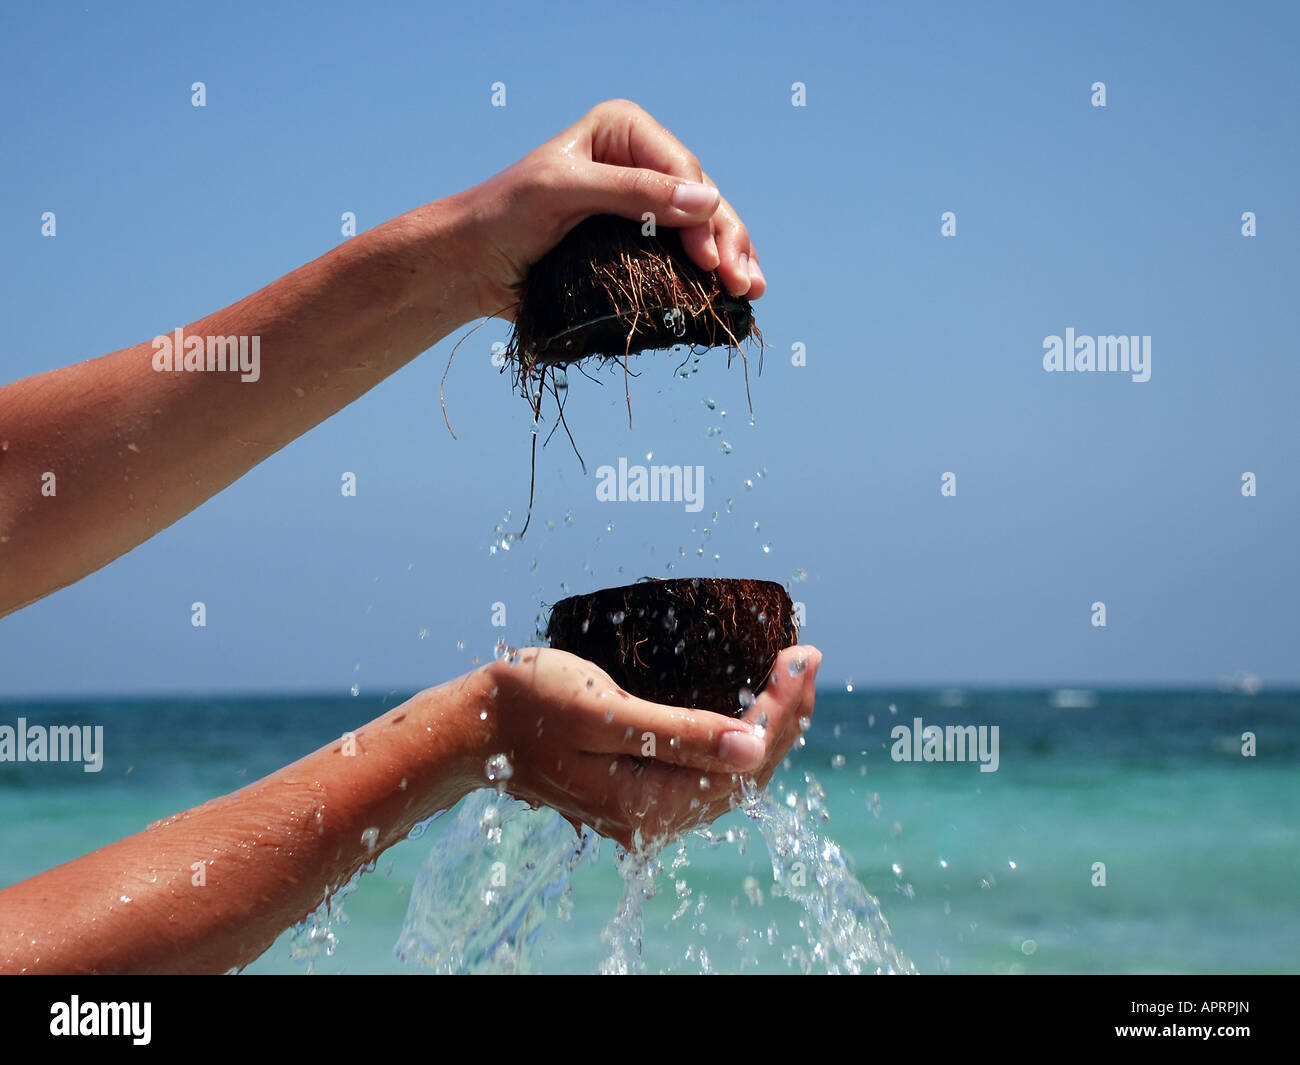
[669,736,681,750]
[762,542,772,554]
[119,894,132,904]
[719,441,732,454]
[361,827,380,852]
[738,688,756,710]
[831,754,846,769]
[798,716,811,732]
[703,396,716,410]
[417,627,429,640]
[350,683,360,697]
[610,610,626,625]
[788,658,807,676]
[484,753,513,783]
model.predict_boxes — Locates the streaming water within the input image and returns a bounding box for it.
[393,791,599,973]
[391,769,914,974]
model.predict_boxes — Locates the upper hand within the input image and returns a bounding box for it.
[448,99,766,322]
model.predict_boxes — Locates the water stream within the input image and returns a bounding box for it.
[390,770,914,975]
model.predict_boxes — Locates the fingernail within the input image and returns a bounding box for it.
[719,729,764,772]
[735,253,752,295]
[748,258,765,287]
[672,181,718,213]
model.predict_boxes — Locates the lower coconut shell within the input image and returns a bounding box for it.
[546,577,798,717]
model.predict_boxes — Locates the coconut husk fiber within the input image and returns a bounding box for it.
[505,214,761,392]
[546,577,798,717]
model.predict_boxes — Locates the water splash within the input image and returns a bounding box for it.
[389,771,913,975]
[740,775,915,974]
[597,847,662,974]
[395,791,597,974]
[288,862,371,973]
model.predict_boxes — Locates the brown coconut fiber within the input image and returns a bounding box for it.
[506,214,760,377]
[546,577,798,717]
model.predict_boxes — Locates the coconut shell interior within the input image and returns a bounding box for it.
[546,577,798,717]
[506,214,759,370]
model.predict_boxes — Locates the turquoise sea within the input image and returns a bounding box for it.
[1,688,1296,974]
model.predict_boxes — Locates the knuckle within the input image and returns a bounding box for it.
[593,97,641,120]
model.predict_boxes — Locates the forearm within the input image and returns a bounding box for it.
[0,194,481,616]
[0,666,492,974]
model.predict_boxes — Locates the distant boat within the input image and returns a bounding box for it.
[1218,672,1263,696]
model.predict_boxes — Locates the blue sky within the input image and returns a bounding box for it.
[2,0,1297,694]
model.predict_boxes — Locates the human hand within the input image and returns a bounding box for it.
[470,644,821,850]
[447,99,766,323]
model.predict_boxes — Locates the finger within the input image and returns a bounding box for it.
[679,172,721,272]
[743,244,766,299]
[709,192,754,298]
[741,645,822,731]
[566,161,720,230]
[575,679,768,774]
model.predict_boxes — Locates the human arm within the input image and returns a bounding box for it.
[0,99,764,617]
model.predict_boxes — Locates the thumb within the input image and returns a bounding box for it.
[571,161,720,228]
